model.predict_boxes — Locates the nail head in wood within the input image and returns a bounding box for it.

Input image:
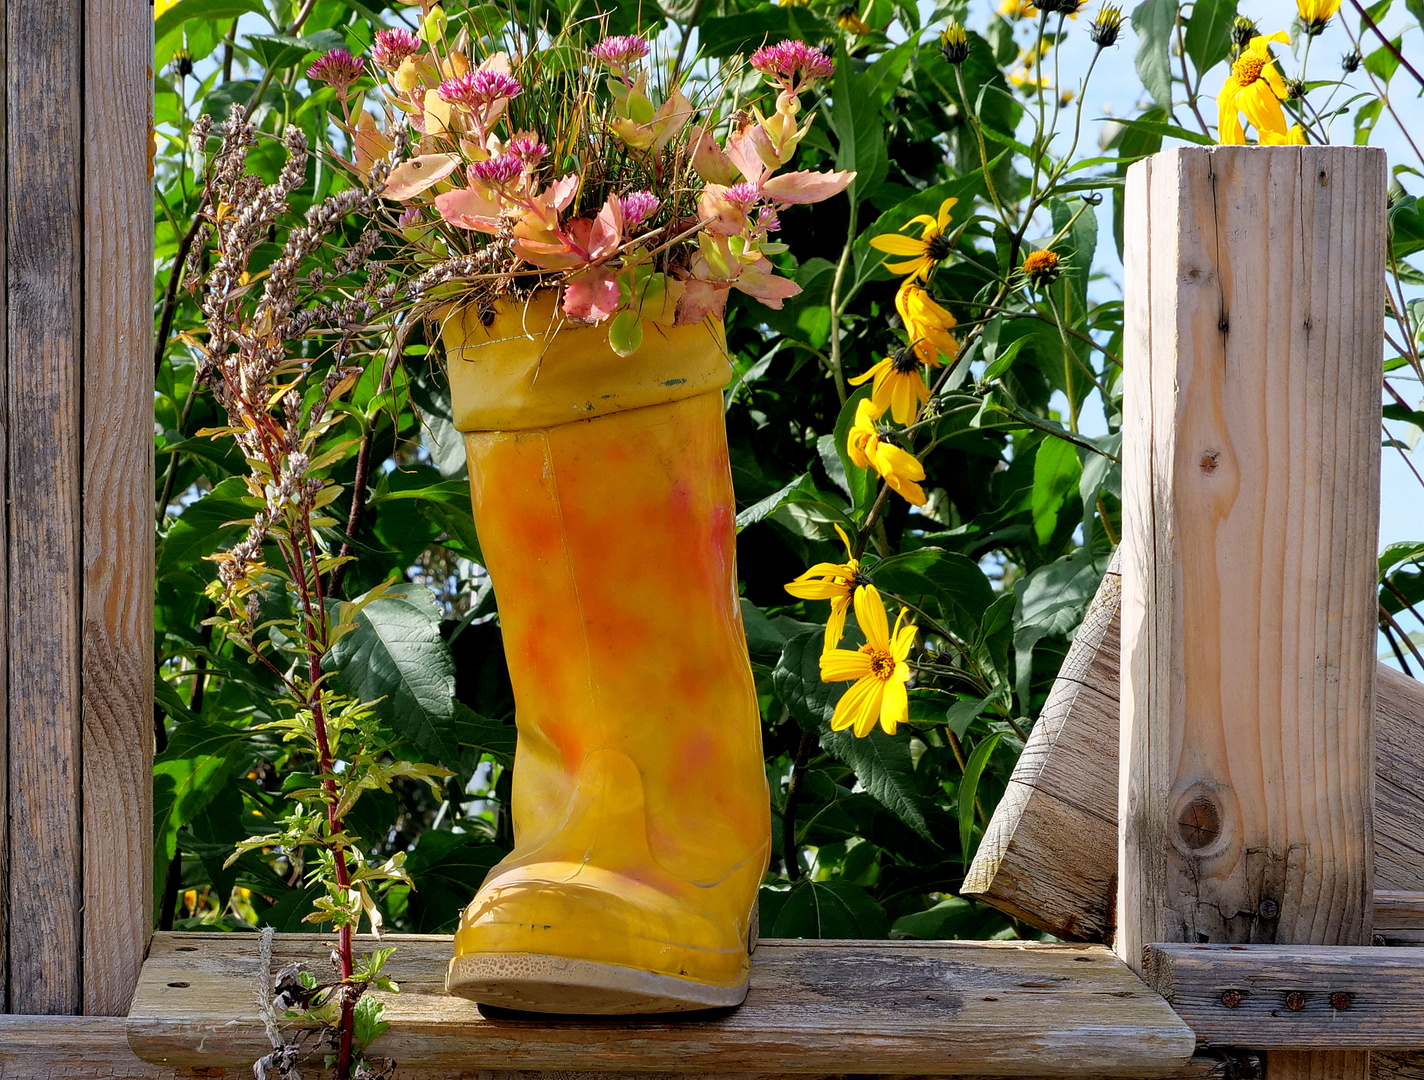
[1258,899,1279,921]
[1332,992,1352,1011]
[1221,990,1242,1009]
[1285,992,1306,1012]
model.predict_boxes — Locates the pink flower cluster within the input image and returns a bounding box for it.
[470,154,524,185]
[438,69,523,110]
[507,135,549,165]
[592,35,651,69]
[620,190,660,226]
[749,40,835,81]
[308,49,365,93]
[371,28,420,71]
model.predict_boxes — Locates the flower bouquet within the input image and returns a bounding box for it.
[304,8,858,1013]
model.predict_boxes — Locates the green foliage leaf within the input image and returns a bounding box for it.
[831,43,890,205]
[158,476,253,582]
[767,878,890,938]
[1012,549,1109,703]
[1131,0,1179,109]
[1183,0,1237,75]
[958,732,1002,863]
[1031,437,1083,545]
[156,0,270,43]
[324,589,458,761]
[698,6,839,57]
[403,830,506,932]
[869,547,996,640]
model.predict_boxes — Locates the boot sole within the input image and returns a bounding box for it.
[446,952,749,1015]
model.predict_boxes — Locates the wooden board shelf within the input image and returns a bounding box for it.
[1144,944,1424,1050]
[124,933,1197,1076]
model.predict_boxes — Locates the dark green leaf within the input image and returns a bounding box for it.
[698,6,838,57]
[958,731,1003,863]
[1131,0,1179,109]
[1183,0,1237,75]
[324,591,458,761]
[768,878,889,938]
[404,830,506,932]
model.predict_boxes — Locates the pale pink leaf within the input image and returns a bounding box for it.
[562,266,621,323]
[384,154,461,201]
[760,169,857,205]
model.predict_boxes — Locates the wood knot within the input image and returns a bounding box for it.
[1200,450,1221,474]
[1318,169,1329,187]
[1176,793,1221,850]
[1286,992,1306,1012]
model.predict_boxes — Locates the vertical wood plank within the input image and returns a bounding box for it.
[4,0,84,1015]
[0,0,9,1013]
[80,0,154,1016]
[1118,147,1385,1080]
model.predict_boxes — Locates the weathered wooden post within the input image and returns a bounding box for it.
[2,0,153,1015]
[1119,146,1386,1079]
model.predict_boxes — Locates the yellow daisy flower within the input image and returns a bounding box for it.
[896,280,960,367]
[1217,33,1291,145]
[849,347,931,425]
[784,524,866,650]
[819,585,917,737]
[847,399,929,506]
[836,3,873,34]
[1297,0,1340,35]
[999,0,1039,18]
[869,197,958,280]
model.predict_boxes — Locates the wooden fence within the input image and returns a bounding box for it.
[1,6,1421,1079]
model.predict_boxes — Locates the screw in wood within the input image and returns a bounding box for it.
[1331,992,1352,1011]
[1257,898,1279,920]
[1220,989,1242,1009]
[1286,992,1306,1012]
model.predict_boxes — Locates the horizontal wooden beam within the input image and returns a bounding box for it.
[126,933,1197,1076]
[1143,944,1424,1050]
[0,1015,1252,1080]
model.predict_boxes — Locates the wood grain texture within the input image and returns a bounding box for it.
[0,1018,1245,1080]
[5,0,85,1015]
[963,552,1122,939]
[80,0,155,1017]
[126,933,1198,1076]
[1119,147,1387,1080]
[1144,944,1424,1050]
[0,0,9,1011]
[961,561,1424,944]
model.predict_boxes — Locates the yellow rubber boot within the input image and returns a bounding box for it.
[442,296,771,1014]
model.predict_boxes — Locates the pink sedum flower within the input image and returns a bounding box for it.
[439,69,523,110]
[620,190,660,225]
[469,153,524,185]
[592,35,652,69]
[371,28,420,71]
[749,40,835,80]
[725,182,760,208]
[308,49,365,93]
[507,135,549,166]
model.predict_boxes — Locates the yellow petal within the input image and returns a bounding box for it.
[821,647,873,682]
[853,584,890,649]
[786,578,851,601]
[936,197,959,229]
[833,523,854,557]
[829,674,881,734]
[1240,81,1287,137]
[904,213,939,231]
[879,676,908,735]
[1263,63,1288,101]
[826,595,851,650]
[849,357,891,386]
[870,234,929,256]
[892,620,917,662]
